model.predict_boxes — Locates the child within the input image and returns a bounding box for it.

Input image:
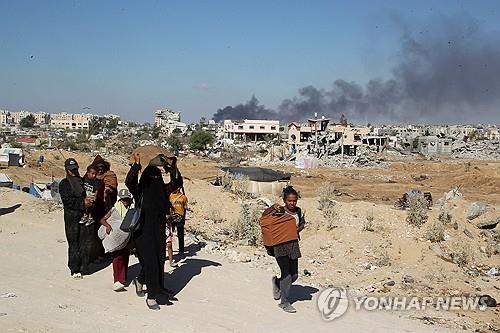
[267,186,305,313]
[165,216,177,268]
[81,165,101,226]
[169,184,188,254]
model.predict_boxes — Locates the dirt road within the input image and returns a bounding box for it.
[0,189,459,333]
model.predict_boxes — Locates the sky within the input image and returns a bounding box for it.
[1,0,499,123]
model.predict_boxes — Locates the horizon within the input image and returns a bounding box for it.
[1,1,500,124]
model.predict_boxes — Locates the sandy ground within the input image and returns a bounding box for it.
[0,188,462,333]
[1,151,499,332]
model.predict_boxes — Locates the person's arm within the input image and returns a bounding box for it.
[297,208,306,233]
[99,209,113,234]
[125,153,141,200]
[59,179,85,211]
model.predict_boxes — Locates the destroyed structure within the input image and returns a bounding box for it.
[154,108,188,134]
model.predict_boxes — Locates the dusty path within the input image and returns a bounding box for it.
[0,190,459,333]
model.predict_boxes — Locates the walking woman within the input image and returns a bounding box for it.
[125,152,179,310]
[59,158,92,279]
[265,186,305,313]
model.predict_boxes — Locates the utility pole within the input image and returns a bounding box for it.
[314,112,318,156]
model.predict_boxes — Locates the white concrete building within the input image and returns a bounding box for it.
[50,112,93,130]
[0,110,12,126]
[223,119,279,141]
[9,111,50,125]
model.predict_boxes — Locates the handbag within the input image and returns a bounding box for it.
[120,196,143,233]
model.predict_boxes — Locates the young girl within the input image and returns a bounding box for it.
[267,186,305,313]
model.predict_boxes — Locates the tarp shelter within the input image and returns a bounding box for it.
[221,167,291,182]
[0,147,24,167]
[220,167,291,197]
[29,181,59,200]
[0,173,13,187]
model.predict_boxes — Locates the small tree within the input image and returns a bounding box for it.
[20,114,36,128]
[105,118,119,129]
[87,117,105,139]
[166,133,182,153]
[151,126,161,139]
[189,129,214,150]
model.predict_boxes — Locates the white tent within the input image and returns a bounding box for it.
[0,147,24,167]
[0,173,13,187]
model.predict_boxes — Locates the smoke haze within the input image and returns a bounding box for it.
[213,15,500,124]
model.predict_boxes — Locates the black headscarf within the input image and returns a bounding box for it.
[139,165,167,216]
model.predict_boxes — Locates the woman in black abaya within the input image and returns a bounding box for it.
[125,152,177,310]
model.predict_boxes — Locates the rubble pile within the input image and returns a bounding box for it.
[452,140,500,160]
[319,146,388,168]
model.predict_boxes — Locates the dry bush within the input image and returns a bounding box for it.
[362,213,375,232]
[317,183,337,210]
[374,248,391,267]
[221,171,232,191]
[317,183,337,230]
[323,205,337,231]
[207,208,224,224]
[426,220,445,242]
[406,193,429,227]
[444,242,475,267]
[231,174,251,200]
[438,209,452,225]
[230,203,261,246]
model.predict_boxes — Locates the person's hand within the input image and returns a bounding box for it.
[84,197,92,209]
[105,224,112,234]
[133,152,141,164]
[272,206,285,216]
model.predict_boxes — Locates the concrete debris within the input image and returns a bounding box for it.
[479,295,497,308]
[452,140,500,160]
[436,186,463,207]
[486,267,499,277]
[402,275,415,284]
[465,202,489,220]
[476,217,499,230]
[463,228,474,239]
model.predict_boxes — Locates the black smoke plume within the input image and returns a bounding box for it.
[212,15,500,124]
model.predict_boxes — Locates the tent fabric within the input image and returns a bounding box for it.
[221,167,291,182]
[0,173,13,187]
[29,183,44,198]
[0,148,23,166]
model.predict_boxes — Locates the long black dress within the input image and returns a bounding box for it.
[126,164,168,300]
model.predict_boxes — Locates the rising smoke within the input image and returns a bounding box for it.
[212,15,500,124]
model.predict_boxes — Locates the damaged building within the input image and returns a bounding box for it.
[415,136,452,155]
[223,119,279,141]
